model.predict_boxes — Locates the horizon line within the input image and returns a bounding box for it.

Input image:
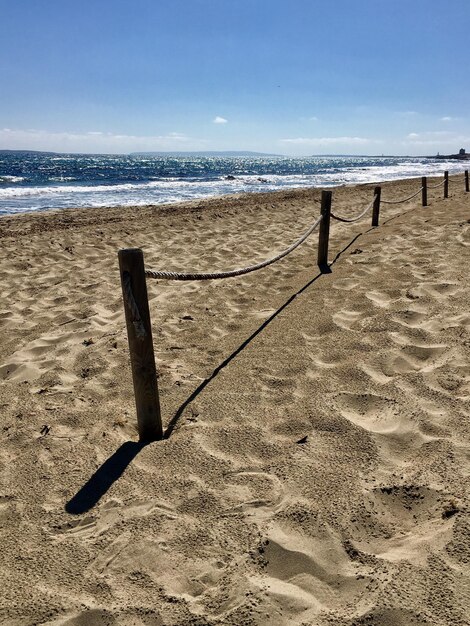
[0,148,449,159]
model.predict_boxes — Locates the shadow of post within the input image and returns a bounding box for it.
[65,441,147,514]
[65,225,374,515]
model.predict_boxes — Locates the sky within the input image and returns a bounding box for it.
[0,0,469,156]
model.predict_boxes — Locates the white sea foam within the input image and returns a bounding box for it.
[0,158,467,215]
[0,175,25,184]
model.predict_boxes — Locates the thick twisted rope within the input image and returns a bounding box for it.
[448,176,463,184]
[381,187,424,205]
[330,195,377,223]
[122,272,146,338]
[427,178,446,189]
[145,215,323,280]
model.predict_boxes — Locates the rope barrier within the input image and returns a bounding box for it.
[427,178,446,189]
[330,195,377,223]
[119,167,466,439]
[381,186,424,205]
[122,272,146,338]
[145,214,323,281]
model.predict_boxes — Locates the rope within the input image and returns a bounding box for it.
[122,272,146,338]
[381,187,423,205]
[330,195,377,223]
[145,214,323,281]
[427,178,446,189]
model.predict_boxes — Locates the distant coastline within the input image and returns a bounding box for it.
[1,148,469,159]
[129,151,284,158]
[433,153,470,160]
[432,148,470,161]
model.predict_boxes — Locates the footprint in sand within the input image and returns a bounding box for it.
[44,607,163,625]
[49,498,177,540]
[256,369,300,406]
[0,329,105,384]
[332,309,363,331]
[365,291,396,308]
[423,364,470,400]
[456,223,470,246]
[350,484,458,566]
[423,282,460,298]
[335,392,407,435]
[409,282,460,300]
[391,309,427,329]
[223,470,285,521]
[386,344,448,376]
[392,308,449,333]
[370,329,449,377]
[332,277,361,291]
[90,532,226,606]
[250,521,370,620]
[350,607,435,626]
[334,392,439,466]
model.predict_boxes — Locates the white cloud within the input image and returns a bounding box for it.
[0,128,200,153]
[440,116,454,122]
[403,130,470,147]
[309,116,319,121]
[407,131,454,140]
[213,116,228,124]
[280,136,373,146]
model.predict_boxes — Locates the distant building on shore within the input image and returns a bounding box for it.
[434,148,469,160]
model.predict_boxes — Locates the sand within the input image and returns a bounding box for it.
[0,174,469,626]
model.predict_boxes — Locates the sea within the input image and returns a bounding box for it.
[0,152,468,216]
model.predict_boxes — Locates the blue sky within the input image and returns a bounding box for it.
[0,0,469,155]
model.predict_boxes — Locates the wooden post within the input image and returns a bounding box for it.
[421,176,428,207]
[444,171,449,198]
[372,186,381,227]
[317,190,332,271]
[118,248,163,442]
[465,170,469,192]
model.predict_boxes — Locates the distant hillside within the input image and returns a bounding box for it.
[129,151,284,157]
[0,149,60,156]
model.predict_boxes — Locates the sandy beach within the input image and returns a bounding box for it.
[0,174,469,625]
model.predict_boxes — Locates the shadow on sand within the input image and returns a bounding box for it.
[65,441,147,514]
[66,229,367,514]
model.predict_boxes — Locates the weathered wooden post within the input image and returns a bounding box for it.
[465,170,469,192]
[444,171,449,198]
[421,177,428,207]
[118,248,163,442]
[372,186,381,227]
[317,190,332,271]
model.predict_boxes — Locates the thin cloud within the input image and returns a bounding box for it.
[213,116,228,124]
[404,130,470,146]
[280,136,373,145]
[407,131,454,140]
[0,128,199,153]
[440,116,454,122]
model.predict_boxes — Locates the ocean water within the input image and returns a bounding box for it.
[0,152,467,216]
